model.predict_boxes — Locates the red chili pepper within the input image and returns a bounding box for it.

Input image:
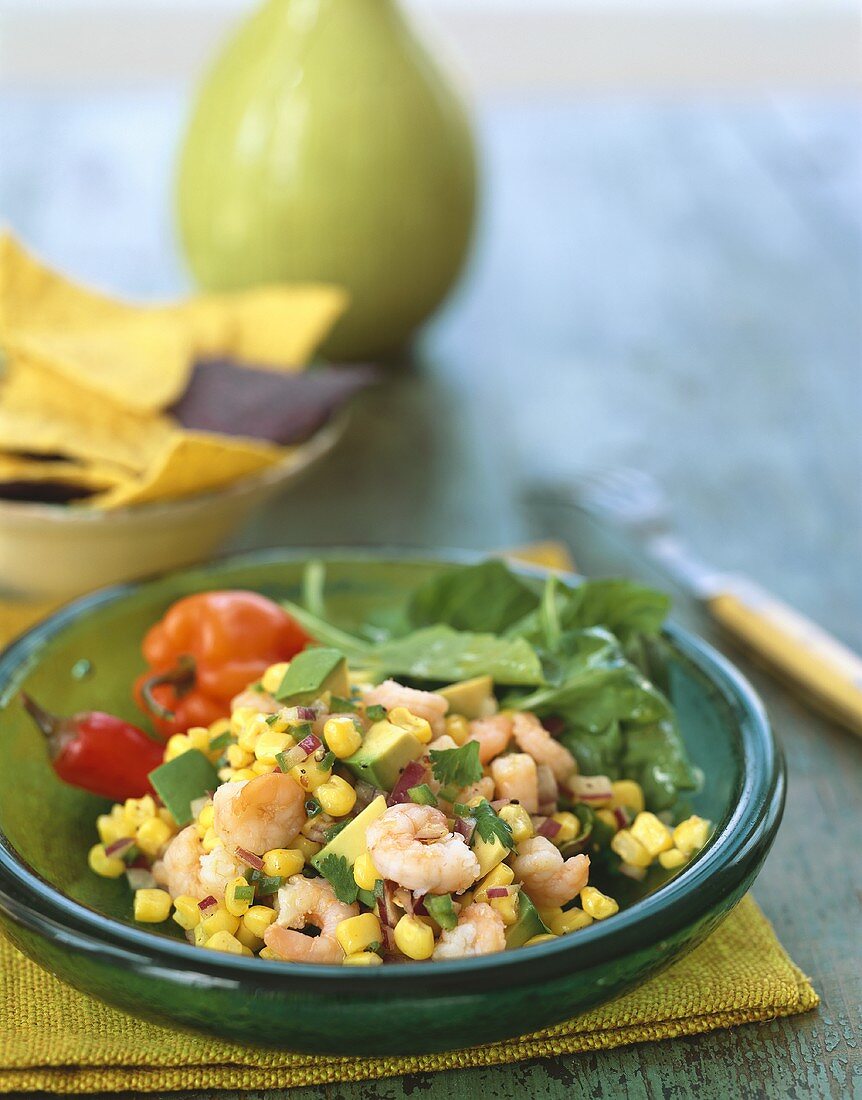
[133,590,311,738]
[21,693,164,802]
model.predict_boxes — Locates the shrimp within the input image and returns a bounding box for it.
[152,825,205,899]
[213,771,306,855]
[230,689,279,714]
[490,753,539,813]
[263,875,358,964]
[458,776,495,804]
[511,711,576,783]
[510,836,590,907]
[467,713,513,765]
[432,902,506,960]
[364,680,448,735]
[366,803,480,895]
[200,844,246,900]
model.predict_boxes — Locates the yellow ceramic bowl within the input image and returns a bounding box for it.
[0,418,344,601]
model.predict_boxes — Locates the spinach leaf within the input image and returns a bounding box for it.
[406,560,540,634]
[373,625,543,686]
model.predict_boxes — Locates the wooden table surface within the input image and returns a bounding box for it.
[1,90,860,1099]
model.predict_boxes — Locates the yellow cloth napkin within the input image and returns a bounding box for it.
[0,543,817,1091]
[0,896,817,1093]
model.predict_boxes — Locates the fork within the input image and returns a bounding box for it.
[526,468,862,737]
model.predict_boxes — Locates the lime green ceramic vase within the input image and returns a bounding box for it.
[176,0,478,360]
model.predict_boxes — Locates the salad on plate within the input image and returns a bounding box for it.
[24,561,711,966]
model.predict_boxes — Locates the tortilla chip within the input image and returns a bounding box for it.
[93,430,286,510]
[0,453,130,504]
[174,284,348,369]
[0,356,173,471]
[0,236,193,412]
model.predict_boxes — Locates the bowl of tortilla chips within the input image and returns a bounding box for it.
[0,237,376,601]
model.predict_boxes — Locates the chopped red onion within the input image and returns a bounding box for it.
[353,780,381,811]
[297,733,322,755]
[198,895,219,917]
[485,886,510,899]
[412,894,429,917]
[542,715,566,737]
[618,862,647,882]
[284,706,317,722]
[386,760,428,806]
[235,847,265,871]
[537,817,562,839]
[393,887,414,916]
[566,774,613,804]
[104,837,135,858]
[613,805,632,830]
[277,745,309,772]
[126,867,156,891]
[454,817,476,844]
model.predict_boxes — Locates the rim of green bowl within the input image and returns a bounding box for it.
[0,548,785,991]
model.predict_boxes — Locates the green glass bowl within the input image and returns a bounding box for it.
[0,550,784,1055]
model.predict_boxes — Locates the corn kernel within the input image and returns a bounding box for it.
[316,775,357,817]
[444,714,470,745]
[227,743,254,770]
[262,848,304,878]
[236,922,263,951]
[474,863,515,903]
[192,923,208,947]
[187,726,211,753]
[610,779,645,814]
[550,811,579,846]
[123,795,156,828]
[394,915,435,960]
[498,804,534,843]
[252,760,276,775]
[218,766,233,782]
[205,930,244,954]
[202,827,223,854]
[165,734,192,761]
[96,814,129,846]
[259,946,280,961]
[238,713,271,752]
[549,907,594,935]
[659,847,687,869]
[580,886,619,920]
[290,757,332,793]
[525,933,558,947]
[87,843,125,878]
[353,851,380,891]
[208,717,231,738]
[158,807,177,829]
[388,706,432,744]
[254,729,295,765]
[262,661,291,695]
[293,836,321,861]
[537,906,563,927]
[201,907,240,938]
[172,895,201,931]
[595,809,619,832]
[673,815,711,857]
[231,768,258,782]
[243,905,278,939]
[489,891,519,925]
[610,828,652,868]
[135,816,173,857]
[336,912,382,956]
[230,706,258,736]
[343,951,383,967]
[198,803,214,831]
[133,888,172,923]
[323,716,363,759]
[225,876,255,917]
[630,812,674,858]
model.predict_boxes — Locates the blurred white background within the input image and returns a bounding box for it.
[2,0,860,92]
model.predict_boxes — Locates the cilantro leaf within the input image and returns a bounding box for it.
[316,854,359,905]
[429,741,482,789]
[463,798,514,850]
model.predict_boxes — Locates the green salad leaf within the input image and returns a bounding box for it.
[406,560,540,634]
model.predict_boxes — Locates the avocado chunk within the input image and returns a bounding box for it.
[343,720,424,791]
[310,795,388,873]
[439,675,496,719]
[275,647,349,705]
[148,749,219,827]
[505,892,550,949]
[472,832,509,878]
